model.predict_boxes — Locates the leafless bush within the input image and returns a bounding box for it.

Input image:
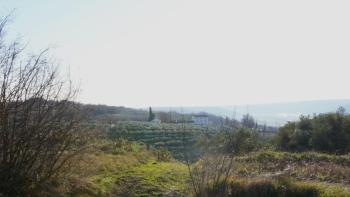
[0,15,83,195]
[188,153,235,197]
[185,127,263,196]
[184,132,235,197]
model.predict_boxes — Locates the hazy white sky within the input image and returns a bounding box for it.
[1,0,350,107]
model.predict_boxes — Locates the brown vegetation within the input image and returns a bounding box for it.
[0,15,83,196]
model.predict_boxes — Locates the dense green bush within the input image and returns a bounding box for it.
[274,108,350,153]
[195,127,266,156]
[223,128,263,155]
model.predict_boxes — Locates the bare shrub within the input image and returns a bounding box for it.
[0,15,82,195]
[184,132,235,197]
[185,128,263,197]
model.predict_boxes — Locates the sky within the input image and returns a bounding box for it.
[1,0,350,108]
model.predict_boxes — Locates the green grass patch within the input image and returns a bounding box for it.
[57,139,190,196]
[112,161,189,197]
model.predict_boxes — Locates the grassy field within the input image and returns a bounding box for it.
[51,140,189,197]
[47,138,350,197]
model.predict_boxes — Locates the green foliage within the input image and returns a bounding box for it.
[53,139,188,196]
[148,107,156,122]
[44,139,350,196]
[274,108,350,153]
[111,161,188,197]
[223,128,263,155]
[106,121,218,160]
[97,139,143,155]
[275,121,311,151]
[195,127,265,156]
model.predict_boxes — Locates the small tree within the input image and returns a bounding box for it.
[0,15,82,195]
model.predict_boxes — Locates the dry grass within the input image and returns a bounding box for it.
[45,142,350,197]
[233,151,350,185]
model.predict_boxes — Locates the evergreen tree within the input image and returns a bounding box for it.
[148,107,155,121]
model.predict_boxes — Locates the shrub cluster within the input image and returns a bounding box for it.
[274,107,350,153]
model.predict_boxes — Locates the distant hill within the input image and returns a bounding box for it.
[81,104,225,124]
[80,104,149,121]
[153,100,350,126]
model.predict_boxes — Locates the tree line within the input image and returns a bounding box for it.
[274,107,350,154]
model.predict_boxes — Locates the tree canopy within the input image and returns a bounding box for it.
[274,107,350,154]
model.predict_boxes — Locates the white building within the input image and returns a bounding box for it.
[192,114,209,125]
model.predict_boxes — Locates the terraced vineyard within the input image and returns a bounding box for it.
[106,121,219,160]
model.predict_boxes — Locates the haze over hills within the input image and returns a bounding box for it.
[153,99,350,126]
